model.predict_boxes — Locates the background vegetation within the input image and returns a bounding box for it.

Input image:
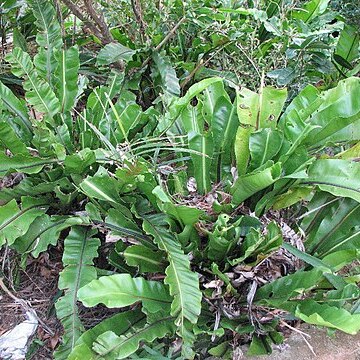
[0,0,359,359]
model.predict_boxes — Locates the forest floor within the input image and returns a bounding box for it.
[0,248,62,359]
[0,245,119,359]
[0,176,360,359]
[1,253,360,360]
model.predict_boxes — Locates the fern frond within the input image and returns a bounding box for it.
[54,226,100,359]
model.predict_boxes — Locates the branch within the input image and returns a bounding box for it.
[180,41,231,89]
[131,0,148,42]
[140,16,186,69]
[60,0,104,41]
[155,16,186,52]
[83,0,113,44]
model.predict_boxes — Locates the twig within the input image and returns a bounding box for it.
[140,16,186,69]
[83,0,113,44]
[280,320,311,338]
[0,277,54,336]
[60,0,104,41]
[0,276,18,302]
[1,244,9,274]
[131,0,148,42]
[180,59,204,90]
[300,333,317,357]
[180,42,231,89]
[280,320,316,356]
[72,14,77,46]
[155,17,186,51]
[54,0,65,40]
[211,309,221,342]
[236,42,261,78]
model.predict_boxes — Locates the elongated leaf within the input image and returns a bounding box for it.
[293,300,360,335]
[235,85,286,176]
[323,249,360,271]
[247,335,272,356]
[303,195,360,257]
[207,214,242,261]
[55,227,100,360]
[258,0,282,41]
[105,207,142,233]
[230,221,282,265]
[102,208,156,250]
[211,96,239,180]
[236,86,287,129]
[201,81,229,124]
[80,167,121,204]
[152,186,204,226]
[188,131,213,194]
[231,162,282,205]
[92,314,175,360]
[326,283,360,306]
[78,273,172,313]
[13,27,27,52]
[54,46,80,112]
[68,310,146,360]
[87,72,124,126]
[156,77,223,135]
[63,148,96,175]
[336,24,359,66]
[13,215,85,257]
[166,77,223,124]
[278,84,321,144]
[235,126,252,175]
[304,77,360,145]
[6,48,60,117]
[152,52,180,97]
[334,54,354,70]
[305,159,360,203]
[124,245,166,273]
[272,186,312,210]
[255,269,324,307]
[142,214,202,353]
[97,42,135,65]
[267,67,297,87]
[0,121,29,154]
[105,91,143,143]
[30,0,62,82]
[336,142,360,160]
[0,197,48,247]
[180,103,204,134]
[143,215,202,323]
[249,128,283,170]
[0,153,57,176]
[282,243,334,272]
[292,0,330,23]
[0,82,32,137]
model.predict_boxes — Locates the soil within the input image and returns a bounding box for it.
[1,249,360,359]
[0,245,121,359]
[0,248,63,359]
[242,324,360,360]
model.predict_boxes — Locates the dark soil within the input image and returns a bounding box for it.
[0,245,123,359]
[0,248,63,359]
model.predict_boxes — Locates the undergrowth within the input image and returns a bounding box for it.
[0,0,359,359]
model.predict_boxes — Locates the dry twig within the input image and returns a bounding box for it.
[131,0,148,42]
[61,0,112,44]
[140,16,186,69]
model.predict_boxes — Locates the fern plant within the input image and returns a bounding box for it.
[1,1,360,359]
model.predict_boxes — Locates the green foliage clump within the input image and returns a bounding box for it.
[0,0,360,359]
